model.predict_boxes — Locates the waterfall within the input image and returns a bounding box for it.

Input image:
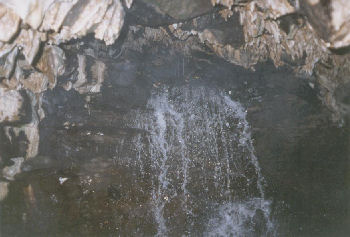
[124,86,274,236]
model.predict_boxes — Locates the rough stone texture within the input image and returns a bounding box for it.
[300,0,350,49]
[2,157,24,180]
[36,46,66,90]
[313,54,350,121]
[1,35,348,236]
[51,0,125,45]
[0,47,18,79]
[207,0,328,74]
[140,0,213,20]
[0,181,9,201]
[0,0,126,80]
[0,0,128,45]
[0,0,350,124]
[0,0,349,220]
[0,0,56,30]
[0,2,348,235]
[40,0,79,32]
[0,89,26,124]
[0,4,20,42]
[72,55,106,94]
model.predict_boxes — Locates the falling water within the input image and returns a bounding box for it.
[125,86,274,236]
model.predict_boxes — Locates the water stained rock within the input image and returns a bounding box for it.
[0,1,349,237]
[0,89,29,124]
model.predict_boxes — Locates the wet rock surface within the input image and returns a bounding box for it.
[137,0,213,21]
[0,0,349,236]
[0,0,350,120]
[0,32,349,236]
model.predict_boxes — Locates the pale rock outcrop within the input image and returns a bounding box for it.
[0,47,18,79]
[0,181,9,201]
[40,0,79,32]
[3,92,41,159]
[0,0,127,78]
[0,4,20,42]
[0,0,55,30]
[2,157,24,181]
[51,0,123,45]
[0,0,128,164]
[124,0,133,9]
[94,0,125,45]
[73,54,106,94]
[36,46,66,90]
[0,88,23,123]
[300,0,350,49]
[327,0,350,49]
[207,0,328,74]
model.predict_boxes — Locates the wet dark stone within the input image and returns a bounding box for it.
[0,128,28,168]
[335,81,350,115]
[125,0,176,26]
[181,9,245,47]
[107,184,122,200]
[252,209,268,236]
[1,22,349,237]
[299,0,332,42]
[280,50,306,67]
[137,0,213,21]
[278,13,304,35]
[108,61,138,87]
[20,156,58,173]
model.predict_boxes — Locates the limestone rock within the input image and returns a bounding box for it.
[16,29,43,65]
[0,0,55,29]
[36,45,66,90]
[51,0,125,45]
[40,0,79,32]
[0,181,8,201]
[125,0,175,26]
[73,55,106,94]
[0,0,126,47]
[2,157,24,180]
[94,0,125,45]
[0,4,20,42]
[124,0,133,9]
[0,89,24,123]
[0,0,349,127]
[4,92,41,159]
[301,0,350,49]
[0,47,18,79]
[20,71,49,94]
[0,0,126,100]
[141,0,213,20]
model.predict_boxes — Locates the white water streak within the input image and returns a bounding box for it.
[128,86,274,236]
